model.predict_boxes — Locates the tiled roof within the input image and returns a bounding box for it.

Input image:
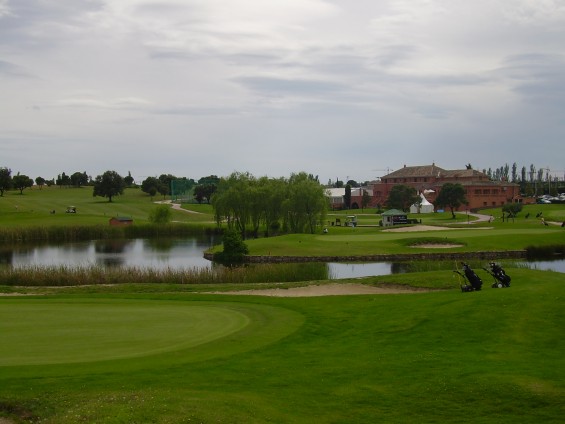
[383,165,492,179]
[383,164,447,178]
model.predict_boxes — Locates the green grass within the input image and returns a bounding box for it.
[0,186,216,227]
[1,269,564,423]
[218,224,564,257]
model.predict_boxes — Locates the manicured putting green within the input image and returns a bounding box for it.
[0,299,295,366]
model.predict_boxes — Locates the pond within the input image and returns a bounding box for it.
[1,237,564,277]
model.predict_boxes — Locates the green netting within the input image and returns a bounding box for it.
[170,179,194,202]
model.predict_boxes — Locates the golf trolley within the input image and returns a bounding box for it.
[483,262,511,288]
[454,262,483,292]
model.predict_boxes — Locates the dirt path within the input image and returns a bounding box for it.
[155,200,203,214]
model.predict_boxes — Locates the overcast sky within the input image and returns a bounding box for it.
[1,0,564,184]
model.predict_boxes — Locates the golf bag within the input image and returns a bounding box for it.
[454,262,483,292]
[483,262,511,288]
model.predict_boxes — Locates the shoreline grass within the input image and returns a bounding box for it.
[0,262,330,287]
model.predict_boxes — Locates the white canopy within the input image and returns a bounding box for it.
[410,193,434,213]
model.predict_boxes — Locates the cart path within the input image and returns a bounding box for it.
[155,200,203,214]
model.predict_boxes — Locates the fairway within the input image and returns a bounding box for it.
[0,298,303,366]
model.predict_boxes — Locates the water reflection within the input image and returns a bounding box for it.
[2,237,564,277]
[6,236,219,269]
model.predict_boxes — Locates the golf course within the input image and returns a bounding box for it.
[1,186,564,423]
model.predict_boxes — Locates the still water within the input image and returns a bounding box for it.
[1,237,564,277]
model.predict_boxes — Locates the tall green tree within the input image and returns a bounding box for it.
[193,183,217,204]
[212,171,326,236]
[92,171,125,202]
[361,190,371,211]
[0,167,12,196]
[344,184,352,209]
[434,183,468,219]
[35,176,46,190]
[194,175,219,204]
[12,173,33,194]
[124,171,135,187]
[386,184,420,212]
[70,171,88,188]
[284,172,327,234]
[212,172,254,236]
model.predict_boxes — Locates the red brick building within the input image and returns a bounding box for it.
[364,164,522,211]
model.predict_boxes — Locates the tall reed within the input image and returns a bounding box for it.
[0,224,218,244]
[0,262,328,286]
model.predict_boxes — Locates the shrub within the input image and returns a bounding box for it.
[148,205,172,224]
[215,229,249,265]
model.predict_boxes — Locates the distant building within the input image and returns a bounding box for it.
[368,164,521,211]
[327,187,373,210]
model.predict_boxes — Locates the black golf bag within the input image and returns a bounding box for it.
[483,262,511,288]
[454,263,483,292]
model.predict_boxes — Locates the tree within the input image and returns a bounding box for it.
[214,228,249,265]
[284,172,327,234]
[158,174,176,197]
[361,190,371,211]
[194,183,217,204]
[141,177,165,198]
[56,172,71,187]
[212,171,326,236]
[386,184,420,212]
[70,171,88,188]
[344,184,352,209]
[35,176,46,190]
[194,175,219,204]
[12,173,34,194]
[148,204,172,224]
[502,203,523,219]
[434,183,468,219]
[124,171,134,187]
[92,171,125,202]
[0,167,13,196]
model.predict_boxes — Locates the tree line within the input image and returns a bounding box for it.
[481,163,564,196]
[212,172,327,237]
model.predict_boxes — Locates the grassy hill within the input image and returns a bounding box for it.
[0,186,215,227]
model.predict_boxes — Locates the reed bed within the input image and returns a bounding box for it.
[525,244,565,259]
[0,262,328,286]
[0,223,218,244]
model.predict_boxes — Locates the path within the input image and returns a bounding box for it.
[155,200,203,214]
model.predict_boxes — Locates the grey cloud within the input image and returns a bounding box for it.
[0,0,103,49]
[497,53,565,109]
[233,76,348,96]
[0,59,33,78]
[154,106,239,116]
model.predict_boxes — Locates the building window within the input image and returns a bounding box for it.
[475,189,481,195]
[483,189,490,195]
